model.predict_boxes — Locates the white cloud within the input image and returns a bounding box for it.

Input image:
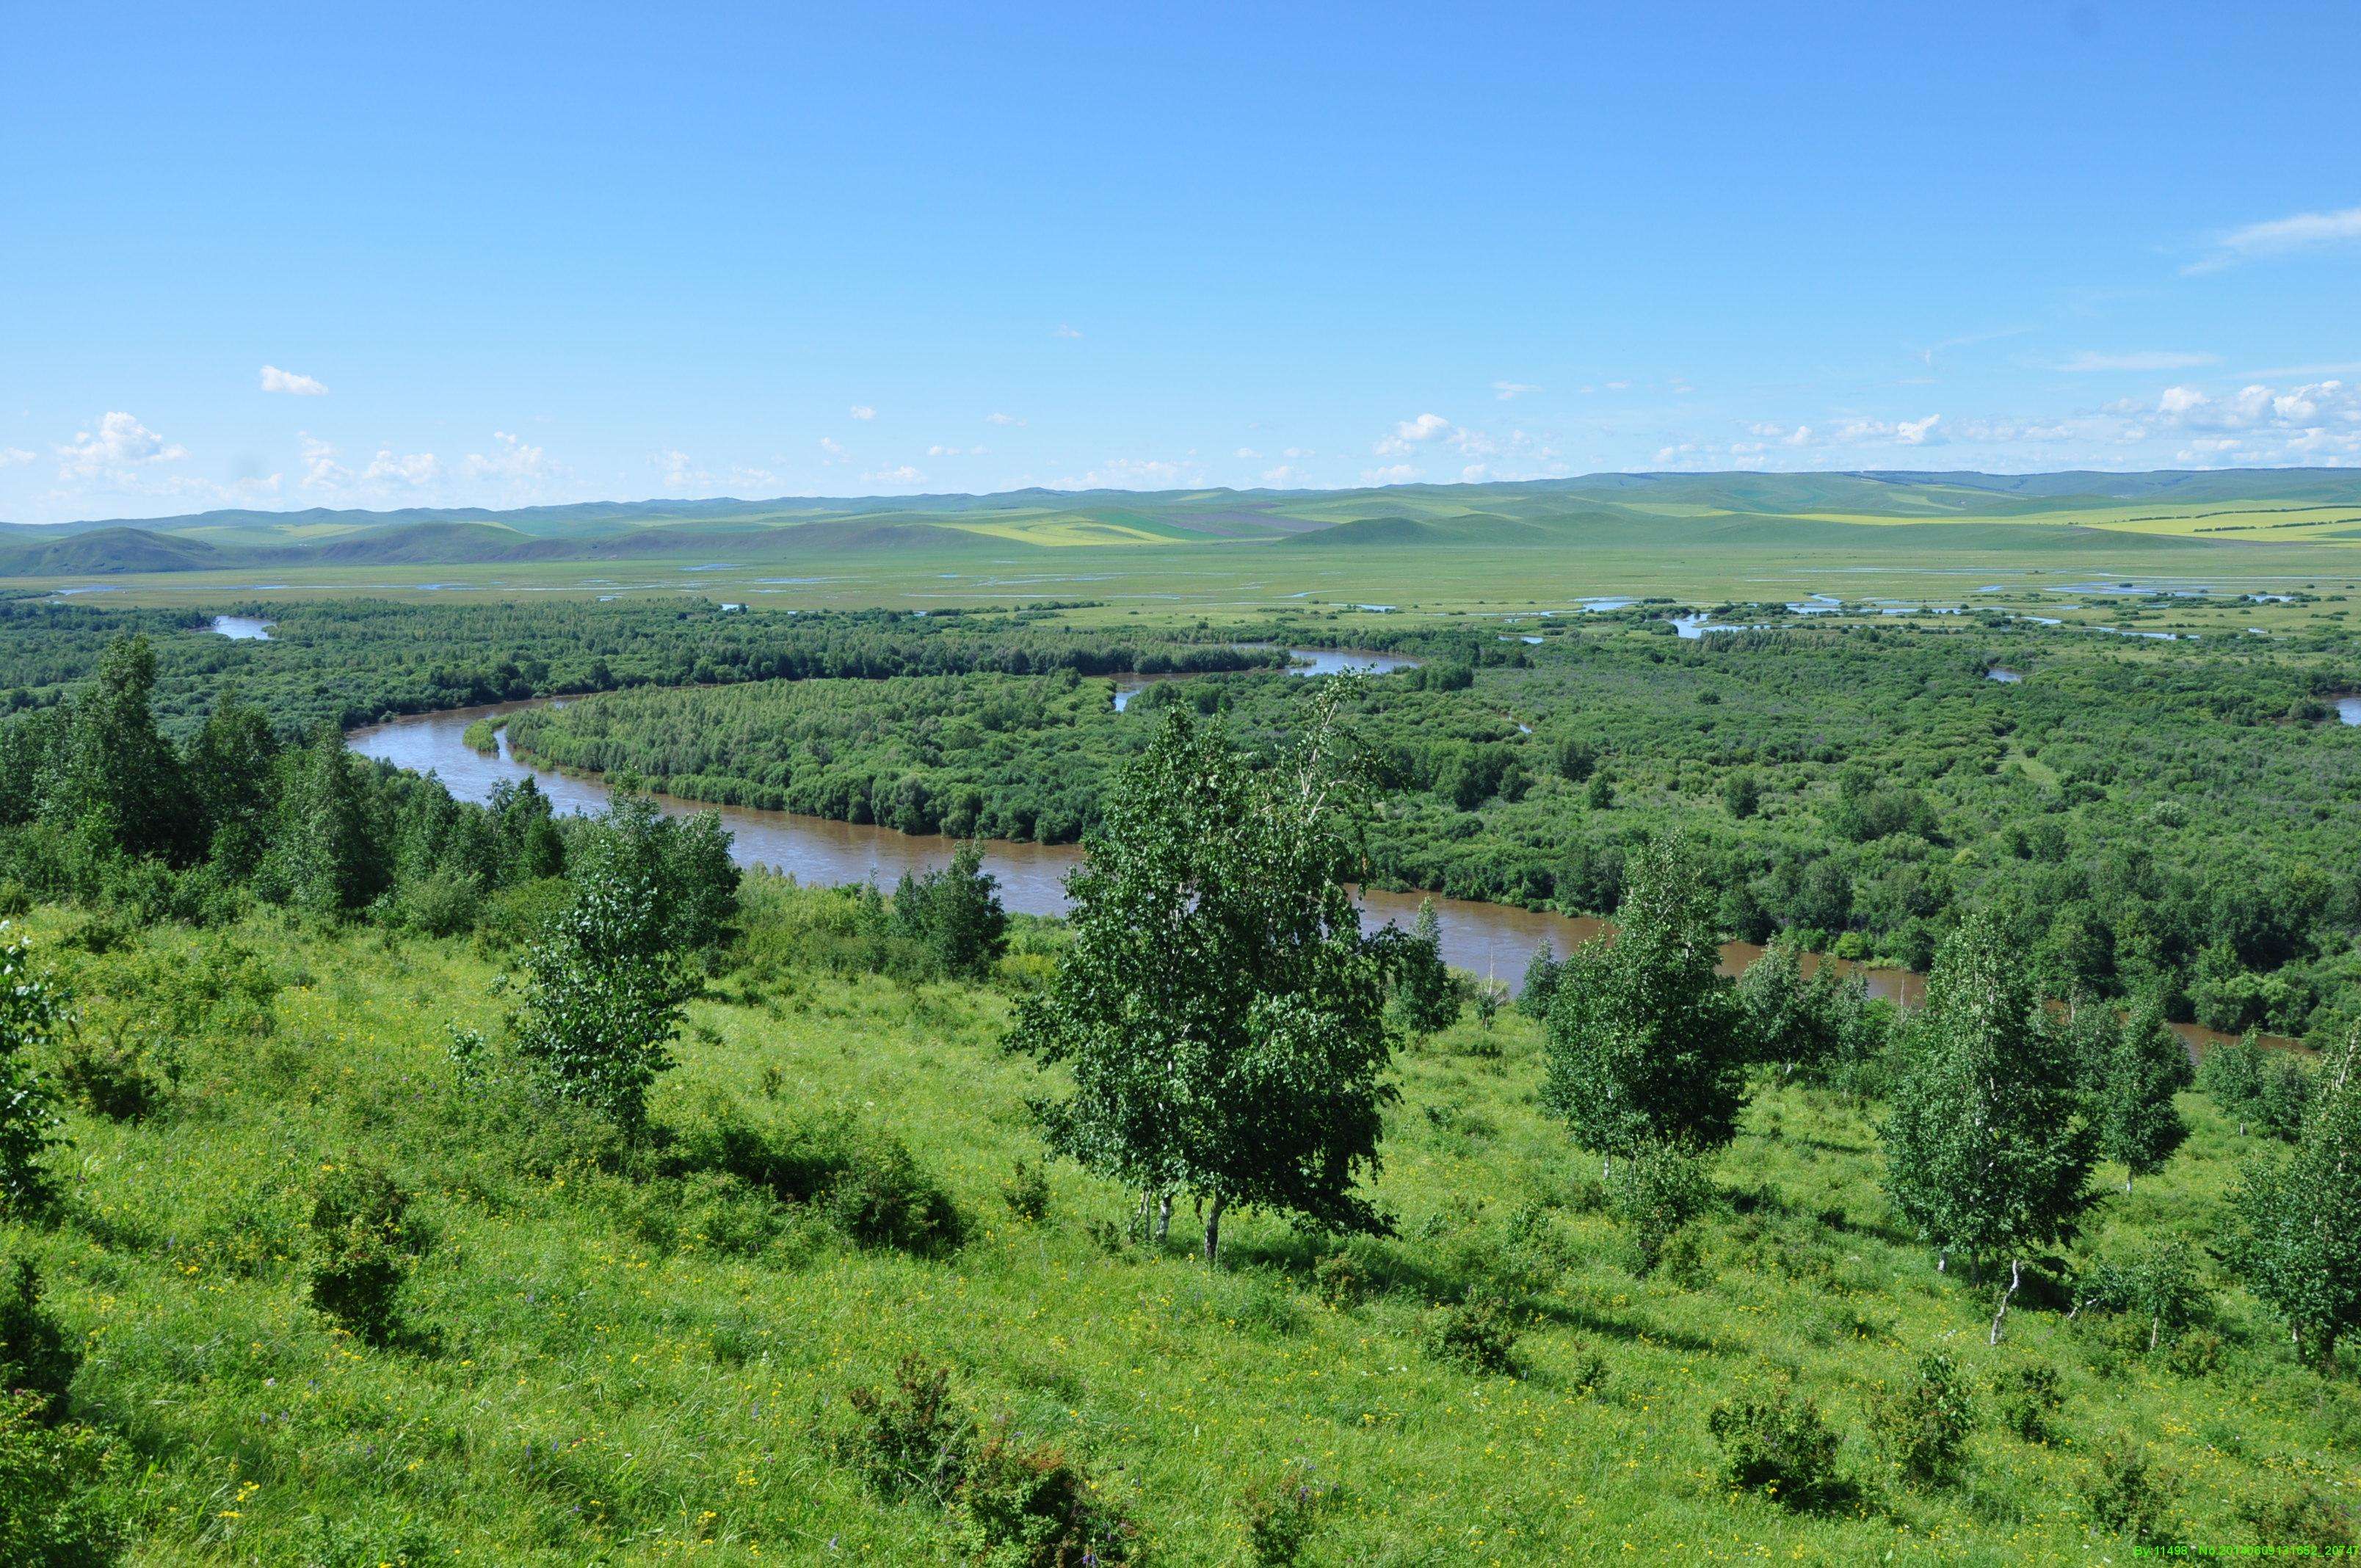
[656,449,708,490]
[863,465,925,486]
[2191,204,2361,272]
[985,412,1026,426]
[0,447,32,468]
[2056,351,2219,373]
[57,412,188,479]
[1493,381,1540,401]
[1234,446,1262,459]
[1895,415,1941,446]
[1043,457,1205,490]
[464,431,551,482]
[926,443,986,457]
[259,364,328,396]
[1360,463,1419,485]
[818,436,849,461]
[849,404,877,421]
[1054,324,1083,339]
[298,434,351,490]
[1376,413,1457,454]
[1261,465,1302,485]
[361,448,440,487]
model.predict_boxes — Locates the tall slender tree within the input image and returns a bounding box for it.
[1010,684,1394,1262]
[1882,911,2095,1342]
[1542,835,1749,1173]
[2228,1024,2361,1368]
[2098,1002,2192,1192]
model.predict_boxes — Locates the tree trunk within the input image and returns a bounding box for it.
[1155,1194,1172,1241]
[1203,1191,1227,1263]
[1937,1249,1948,1274]
[2125,1173,2134,1195]
[1989,1257,2022,1346]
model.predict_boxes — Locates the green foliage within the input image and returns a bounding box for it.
[892,843,1009,981]
[0,1392,123,1568]
[1543,836,1749,1163]
[512,849,686,1136]
[2083,1240,2209,1353]
[0,1261,76,1415]
[1865,1351,1975,1490]
[1992,1362,2064,1444]
[660,1100,964,1254]
[1012,693,1396,1260]
[1235,1458,1340,1566]
[1374,897,1459,1034]
[838,1355,973,1504]
[1422,1285,1520,1374]
[1516,941,1561,1020]
[1606,1141,1713,1276]
[306,1161,424,1346]
[951,1419,1139,1567]
[2227,1026,2361,1366]
[2098,1002,2192,1190]
[1312,1250,1366,1310]
[1708,1381,1848,1511]
[0,925,63,1213]
[1000,1159,1050,1223]
[2085,1443,2181,1545]
[1882,912,2095,1282]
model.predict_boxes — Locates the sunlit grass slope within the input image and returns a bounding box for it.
[11,891,2356,1562]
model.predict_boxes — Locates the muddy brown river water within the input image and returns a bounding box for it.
[348,694,2285,1054]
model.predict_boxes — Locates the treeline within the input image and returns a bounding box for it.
[0,634,732,943]
[495,624,2361,1040]
[0,596,1281,737]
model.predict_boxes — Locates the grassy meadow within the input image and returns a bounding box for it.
[10,882,2356,1563]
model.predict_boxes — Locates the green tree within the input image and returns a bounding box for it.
[2228,1024,2361,1368]
[1542,836,1749,1173]
[2098,1003,2191,1191]
[513,856,686,1136]
[1517,941,1563,1021]
[893,843,1009,981]
[0,926,63,1215]
[1736,934,1855,1082]
[1010,689,1395,1262]
[1374,897,1459,1034]
[1722,769,1761,819]
[187,689,280,876]
[278,725,383,914]
[43,634,188,863]
[1882,910,2095,1342]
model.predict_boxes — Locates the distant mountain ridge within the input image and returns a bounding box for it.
[4,469,2358,576]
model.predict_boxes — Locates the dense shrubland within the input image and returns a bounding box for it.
[501,619,2361,1041]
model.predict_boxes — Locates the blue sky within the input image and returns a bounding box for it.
[7,1,2360,524]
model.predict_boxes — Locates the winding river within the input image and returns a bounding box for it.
[346,674,2288,1053]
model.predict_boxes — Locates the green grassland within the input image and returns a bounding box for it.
[12,473,2361,636]
[9,888,2355,1563]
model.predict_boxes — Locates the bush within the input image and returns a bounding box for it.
[1606,1143,1713,1276]
[891,843,1009,982]
[307,1162,425,1346]
[2163,1329,2224,1379]
[2086,1444,2180,1545]
[1423,1285,1520,1374]
[1565,1339,1611,1398]
[1992,1362,2063,1444]
[1235,1458,1339,1566]
[1708,1382,1847,1510]
[661,1103,964,1255]
[2235,1486,2354,1550]
[1866,1351,1975,1489]
[0,1393,123,1568]
[837,1355,973,1504]
[0,1263,76,1415]
[951,1419,1139,1567]
[54,1024,173,1122]
[1000,1160,1050,1223]
[1313,1251,1365,1310]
